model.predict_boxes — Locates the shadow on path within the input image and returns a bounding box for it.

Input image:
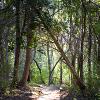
[0,85,95,100]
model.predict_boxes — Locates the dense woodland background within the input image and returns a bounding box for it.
[0,0,100,99]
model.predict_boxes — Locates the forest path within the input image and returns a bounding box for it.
[1,85,68,100]
[37,85,68,100]
[1,85,91,100]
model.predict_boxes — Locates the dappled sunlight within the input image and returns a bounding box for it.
[0,0,100,99]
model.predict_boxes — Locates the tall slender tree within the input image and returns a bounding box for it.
[12,0,21,86]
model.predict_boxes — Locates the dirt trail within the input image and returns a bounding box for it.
[37,85,68,100]
[1,85,68,100]
[29,85,68,100]
[1,85,92,100]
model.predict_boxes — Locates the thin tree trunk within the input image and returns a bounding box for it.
[5,29,9,64]
[97,35,100,79]
[60,60,63,85]
[49,56,62,84]
[88,1,92,89]
[0,0,5,68]
[0,29,4,68]
[33,59,45,84]
[12,0,20,86]
[60,36,63,85]
[71,54,76,86]
[47,41,52,85]
[0,32,2,68]
[88,25,92,89]
[78,4,86,82]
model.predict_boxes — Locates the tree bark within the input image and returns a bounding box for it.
[47,41,53,85]
[12,0,20,86]
[60,60,63,85]
[19,33,32,86]
[78,3,86,82]
[88,1,92,89]
[60,36,63,85]
[97,35,100,80]
[88,25,92,89]
[0,29,4,68]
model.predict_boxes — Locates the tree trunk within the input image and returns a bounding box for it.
[88,26,92,89]
[78,4,86,82]
[71,54,76,86]
[97,35,100,80]
[19,34,32,86]
[88,2,92,89]
[47,41,53,85]
[33,59,45,84]
[5,28,9,64]
[60,36,63,85]
[48,29,85,90]
[60,60,63,85]
[27,69,31,82]
[12,0,21,86]
[0,29,4,68]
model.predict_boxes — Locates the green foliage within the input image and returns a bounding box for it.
[30,64,49,84]
[94,21,100,35]
[53,20,62,33]
[28,0,50,7]
[53,63,71,85]
[30,61,71,85]
[0,63,11,94]
[41,67,49,84]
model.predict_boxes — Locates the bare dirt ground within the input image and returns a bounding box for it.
[0,85,92,100]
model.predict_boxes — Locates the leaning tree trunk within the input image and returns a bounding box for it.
[19,33,32,86]
[41,18,86,90]
[12,0,21,86]
[42,20,86,90]
[34,7,86,92]
[49,29,86,90]
[33,59,45,84]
